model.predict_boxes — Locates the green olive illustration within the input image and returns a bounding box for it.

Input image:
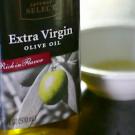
[38,69,68,105]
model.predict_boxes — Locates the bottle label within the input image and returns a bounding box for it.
[0,0,80,130]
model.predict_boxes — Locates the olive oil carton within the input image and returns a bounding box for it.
[0,0,80,134]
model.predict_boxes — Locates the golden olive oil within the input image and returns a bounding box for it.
[91,60,135,71]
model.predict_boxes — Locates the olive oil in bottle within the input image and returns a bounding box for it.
[0,0,80,134]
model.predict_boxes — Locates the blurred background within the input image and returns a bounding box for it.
[81,0,135,30]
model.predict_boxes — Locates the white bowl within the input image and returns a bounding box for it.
[80,26,135,100]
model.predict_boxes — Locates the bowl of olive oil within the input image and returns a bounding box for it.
[81,26,135,100]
